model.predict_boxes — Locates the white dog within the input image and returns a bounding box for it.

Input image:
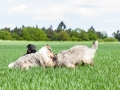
[8,44,55,70]
[54,41,98,68]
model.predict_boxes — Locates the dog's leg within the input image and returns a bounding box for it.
[41,61,45,68]
[82,60,94,66]
[21,65,29,70]
[20,62,30,70]
[24,66,29,70]
[90,61,94,66]
[65,63,76,68]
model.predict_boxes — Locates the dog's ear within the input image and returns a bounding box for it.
[46,44,50,47]
[92,40,98,50]
[46,44,49,48]
[27,44,31,48]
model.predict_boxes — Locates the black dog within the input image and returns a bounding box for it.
[25,44,36,55]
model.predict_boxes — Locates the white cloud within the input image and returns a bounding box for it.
[12,4,26,11]
[7,4,27,14]
[31,5,68,21]
[64,0,120,17]
[102,17,120,23]
[6,0,120,19]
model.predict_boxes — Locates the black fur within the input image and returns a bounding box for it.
[25,44,36,55]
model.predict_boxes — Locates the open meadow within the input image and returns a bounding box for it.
[0,41,120,90]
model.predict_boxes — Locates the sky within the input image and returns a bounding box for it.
[0,0,120,37]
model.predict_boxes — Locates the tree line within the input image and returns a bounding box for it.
[0,21,119,41]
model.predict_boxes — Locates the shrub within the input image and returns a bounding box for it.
[103,38,118,42]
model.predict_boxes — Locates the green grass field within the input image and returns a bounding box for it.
[0,41,120,90]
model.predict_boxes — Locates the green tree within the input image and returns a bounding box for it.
[88,26,95,33]
[2,27,10,32]
[71,36,78,41]
[70,30,79,38]
[66,28,72,35]
[112,30,120,41]
[56,21,66,33]
[58,30,70,41]
[11,26,22,37]
[88,32,98,40]
[35,28,49,41]
[79,30,89,41]
[0,30,12,40]
[44,28,54,40]
[11,32,20,40]
[96,31,107,39]
[53,32,59,41]
[22,26,49,41]
[87,26,98,40]
[22,28,32,40]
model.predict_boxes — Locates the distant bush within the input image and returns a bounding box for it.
[70,36,78,41]
[103,38,118,42]
[98,39,104,42]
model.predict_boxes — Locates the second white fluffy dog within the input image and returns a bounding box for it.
[54,41,98,68]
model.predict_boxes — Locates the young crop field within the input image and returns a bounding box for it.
[0,41,120,90]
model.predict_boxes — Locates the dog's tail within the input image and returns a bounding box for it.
[8,62,15,68]
[92,40,98,51]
